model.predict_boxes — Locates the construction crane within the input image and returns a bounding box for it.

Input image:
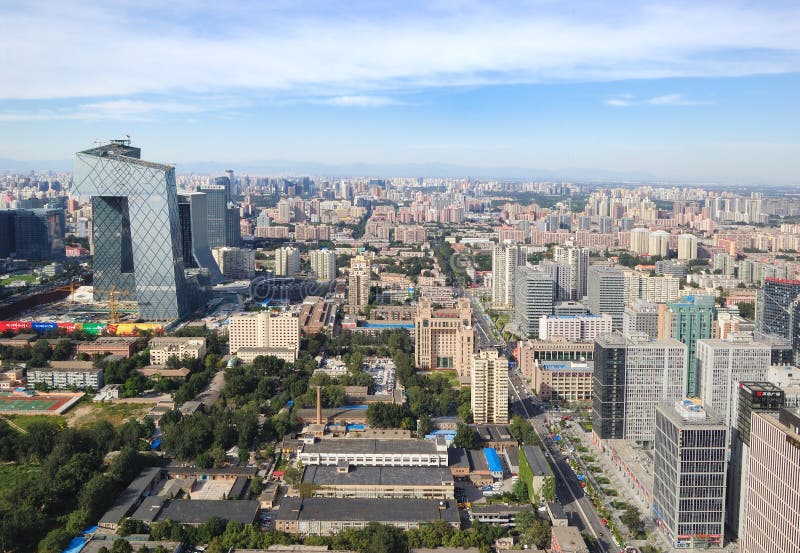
[93,286,132,323]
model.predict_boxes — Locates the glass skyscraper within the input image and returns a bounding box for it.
[665,295,715,397]
[198,182,228,248]
[74,140,191,321]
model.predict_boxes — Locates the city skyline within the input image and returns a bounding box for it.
[1,1,799,183]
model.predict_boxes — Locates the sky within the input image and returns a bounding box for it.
[0,0,798,183]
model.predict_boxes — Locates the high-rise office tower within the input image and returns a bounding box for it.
[513,265,554,338]
[74,141,191,320]
[226,204,241,247]
[726,382,784,538]
[677,233,699,261]
[471,350,509,424]
[653,399,726,550]
[757,277,800,340]
[197,182,228,248]
[275,246,300,277]
[348,255,371,310]
[0,211,14,258]
[697,335,772,431]
[539,261,573,302]
[592,332,686,445]
[2,208,66,261]
[623,299,659,339]
[553,244,589,299]
[662,295,716,396]
[622,335,687,446]
[414,298,476,378]
[740,407,800,553]
[309,249,336,281]
[177,192,222,281]
[593,333,627,439]
[491,243,525,307]
[586,265,625,331]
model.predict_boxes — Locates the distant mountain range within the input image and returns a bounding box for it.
[0,157,794,188]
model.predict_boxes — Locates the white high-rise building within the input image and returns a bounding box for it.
[309,249,336,281]
[623,335,687,445]
[513,266,554,338]
[623,270,680,304]
[348,255,372,310]
[538,314,613,342]
[653,399,726,549]
[648,230,670,258]
[228,310,300,363]
[491,243,525,307]
[471,350,509,424]
[586,265,625,330]
[697,335,772,431]
[275,246,300,276]
[630,228,651,255]
[553,244,589,299]
[677,234,699,261]
[212,246,255,279]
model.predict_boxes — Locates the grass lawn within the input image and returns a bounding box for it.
[4,414,66,431]
[425,369,461,388]
[0,463,41,495]
[67,400,150,427]
[0,274,38,285]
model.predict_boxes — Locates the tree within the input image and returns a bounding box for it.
[512,479,529,502]
[621,506,645,537]
[52,339,73,361]
[514,509,536,532]
[542,475,557,503]
[37,529,71,553]
[451,424,478,449]
[523,520,551,550]
[111,539,134,553]
[738,302,755,320]
[363,522,408,553]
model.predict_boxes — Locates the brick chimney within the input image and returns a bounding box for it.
[316,385,322,425]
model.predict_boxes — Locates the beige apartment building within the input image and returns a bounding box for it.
[148,337,206,366]
[348,255,372,311]
[228,310,300,363]
[471,350,509,424]
[414,298,476,378]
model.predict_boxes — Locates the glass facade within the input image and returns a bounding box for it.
[75,142,191,321]
[758,277,800,341]
[667,295,715,397]
[592,334,627,439]
[197,183,227,248]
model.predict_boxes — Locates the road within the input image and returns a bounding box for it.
[470,296,502,350]
[508,372,617,553]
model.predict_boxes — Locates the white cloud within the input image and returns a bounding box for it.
[0,98,235,121]
[607,93,708,107]
[315,96,404,107]
[0,1,797,100]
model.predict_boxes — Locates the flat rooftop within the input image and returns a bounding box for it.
[301,438,439,455]
[302,465,452,487]
[276,497,459,524]
[131,497,259,525]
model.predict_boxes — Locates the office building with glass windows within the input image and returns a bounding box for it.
[74,141,191,321]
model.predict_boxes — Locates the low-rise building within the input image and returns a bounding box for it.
[130,497,260,526]
[519,445,553,504]
[551,526,589,553]
[299,438,449,467]
[531,360,593,404]
[26,361,103,390]
[148,337,206,365]
[275,497,459,535]
[300,464,454,499]
[76,337,138,358]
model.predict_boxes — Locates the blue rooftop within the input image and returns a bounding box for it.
[484,447,503,474]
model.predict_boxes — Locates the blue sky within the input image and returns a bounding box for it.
[0,0,798,182]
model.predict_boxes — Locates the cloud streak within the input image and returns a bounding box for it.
[0,1,798,101]
[606,93,709,107]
